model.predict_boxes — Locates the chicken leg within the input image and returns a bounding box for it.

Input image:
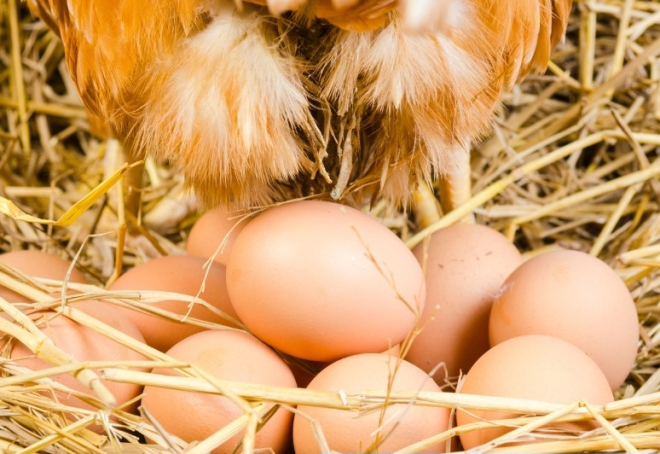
[438,144,473,221]
[412,144,473,231]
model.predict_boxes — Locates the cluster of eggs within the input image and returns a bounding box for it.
[0,199,640,452]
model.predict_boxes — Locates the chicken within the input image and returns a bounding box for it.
[28,0,572,213]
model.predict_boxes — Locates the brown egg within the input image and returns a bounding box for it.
[227,200,425,361]
[293,353,450,453]
[108,255,240,352]
[186,206,249,265]
[7,301,147,416]
[0,250,88,302]
[142,330,296,453]
[489,249,639,390]
[406,224,521,383]
[456,335,614,449]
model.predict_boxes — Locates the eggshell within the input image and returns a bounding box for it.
[142,330,296,453]
[406,224,521,383]
[186,206,249,265]
[108,255,240,352]
[7,301,147,416]
[456,335,614,449]
[489,249,639,390]
[293,353,450,453]
[227,200,425,361]
[0,250,88,302]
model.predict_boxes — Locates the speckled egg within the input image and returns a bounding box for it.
[406,223,521,383]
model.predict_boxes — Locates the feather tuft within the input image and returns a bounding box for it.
[132,8,311,207]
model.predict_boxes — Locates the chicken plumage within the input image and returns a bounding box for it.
[29,0,572,210]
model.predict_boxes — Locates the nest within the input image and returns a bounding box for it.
[1,0,660,452]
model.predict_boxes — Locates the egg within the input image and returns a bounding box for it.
[108,255,240,352]
[186,206,249,265]
[489,249,639,390]
[456,335,614,450]
[0,250,88,302]
[227,200,425,361]
[406,224,521,383]
[142,330,296,453]
[293,353,450,453]
[6,301,147,417]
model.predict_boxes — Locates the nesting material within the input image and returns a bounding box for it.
[0,1,660,453]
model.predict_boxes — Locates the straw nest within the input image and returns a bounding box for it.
[1,0,660,452]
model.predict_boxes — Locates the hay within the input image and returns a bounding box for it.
[0,0,660,452]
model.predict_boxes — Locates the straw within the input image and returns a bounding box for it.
[1,1,660,452]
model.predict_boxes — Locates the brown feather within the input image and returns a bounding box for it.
[29,0,574,209]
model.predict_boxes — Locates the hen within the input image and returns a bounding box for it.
[29,0,572,213]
